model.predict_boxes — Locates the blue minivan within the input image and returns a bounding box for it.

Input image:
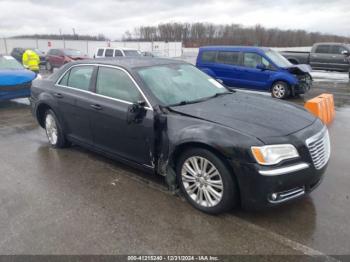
[196,46,312,99]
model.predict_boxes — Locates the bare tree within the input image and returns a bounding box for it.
[124,22,350,47]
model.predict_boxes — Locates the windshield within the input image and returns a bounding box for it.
[33,49,44,56]
[124,50,141,57]
[265,49,292,68]
[64,49,82,56]
[137,64,227,106]
[0,56,24,70]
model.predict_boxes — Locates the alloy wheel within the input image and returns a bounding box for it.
[45,114,58,145]
[272,83,286,98]
[181,156,224,207]
[46,62,52,71]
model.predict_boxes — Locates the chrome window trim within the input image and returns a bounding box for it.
[259,163,310,176]
[54,63,153,111]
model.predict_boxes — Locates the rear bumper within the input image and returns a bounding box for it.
[232,160,326,210]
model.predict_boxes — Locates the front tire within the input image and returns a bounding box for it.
[176,148,238,214]
[271,81,290,99]
[44,109,68,148]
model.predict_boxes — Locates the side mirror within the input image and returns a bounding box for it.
[256,64,266,71]
[341,50,349,56]
[127,101,147,124]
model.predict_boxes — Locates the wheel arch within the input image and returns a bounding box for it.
[270,79,291,92]
[169,141,241,203]
[36,103,54,128]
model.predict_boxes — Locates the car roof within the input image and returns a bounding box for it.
[313,42,350,46]
[97,47,138,51]
[199,45,270,52]
[69,57,185,70]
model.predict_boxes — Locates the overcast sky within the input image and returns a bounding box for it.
[0,0,349,39]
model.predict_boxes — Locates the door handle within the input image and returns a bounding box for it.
[90,104,102,110]
[54,93,63,98]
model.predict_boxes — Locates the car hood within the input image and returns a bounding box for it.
[0,69,36,86]
[284,64,312,74]
[169,92,316,140]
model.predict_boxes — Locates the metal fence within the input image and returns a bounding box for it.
[0,38,183,58]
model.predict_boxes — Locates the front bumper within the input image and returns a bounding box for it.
[0,82,31,101]
[294,74,312,95]
[234,161,326,210]
[232,119,328,210]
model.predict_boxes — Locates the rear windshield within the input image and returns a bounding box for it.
[0,56,24,70]
[63,49,82,56]
[123,50,141,57]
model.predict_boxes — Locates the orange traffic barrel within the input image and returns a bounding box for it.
[304,93,335,125]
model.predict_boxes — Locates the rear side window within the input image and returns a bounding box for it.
[114,50,123,56]
[201,51,216,63]
[96,67,142,103]
[97,49,104,56]
[58,71,70,86]
[216,51,239,65]
[67,66,94,91]
[105,49,114,57]
[315,45,330,54]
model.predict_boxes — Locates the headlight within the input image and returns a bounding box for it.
[35,74,42,80]
[251,144,299,165]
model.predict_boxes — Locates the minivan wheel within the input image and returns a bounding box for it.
[44,110,68,148]
[271,81,290,99]
[46,62,53,72]
[177,148,238,214]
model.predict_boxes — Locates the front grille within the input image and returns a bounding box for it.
[306,127,331,170]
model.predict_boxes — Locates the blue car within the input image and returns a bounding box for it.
[0,55,37,101]
[196,46,312,99]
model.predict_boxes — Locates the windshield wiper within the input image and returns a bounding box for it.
[168,91,235,107]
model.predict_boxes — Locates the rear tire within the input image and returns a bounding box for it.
[44,109,69,148]
[176,148,238,214]
[271,81,290,99]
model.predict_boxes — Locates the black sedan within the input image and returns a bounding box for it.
[30,58,330,214]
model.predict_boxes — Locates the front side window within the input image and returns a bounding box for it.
[216,51,239,65]
[96,67,142,103]
[137,64,227,106]
[66,66,94,91]
[243,53,271,68]
[114,50,123,57]
[201,51,217,63]
[105,49,114,57]
[315,45,330,54]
